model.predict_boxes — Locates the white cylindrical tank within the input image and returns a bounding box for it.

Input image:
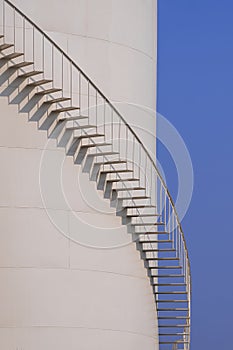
[0,1,158,349]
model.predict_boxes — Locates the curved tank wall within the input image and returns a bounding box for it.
[0,1,158,349]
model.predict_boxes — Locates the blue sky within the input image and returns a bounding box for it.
[157,0,233,349]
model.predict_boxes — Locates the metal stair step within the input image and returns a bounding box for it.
[144,248,175,252]
[18,70,43,78]
[139,235,171,242]
[107,178,139,183]
[158,316,190,320]
[77,133,104,139]
[125,204,156,209]
[157,300,188,303]
[59,115,88,121]
[151,266,182,270]
[153,283,186,286]
[81,143,112,148]
[53,106,80,112]
[132,222,164,226]
[146,257,179,261]
[28,79,53,86]
[127,213,160,218]
[159,332,189,336]
[0,43,14,51]
[143,247,174,253]
[9,61,33,69]
[159,325,190,328]
[159,341,189,345]
[100,170,133,174]
[36,88,62,95]
[119,195,149,200]
[45,97,71,104]
[87,151,119,157]
[95,160,127,166]
[67,124,96,130]
[114,186,145,192]
[158,308,189,311]
[1,52,24,61]
[152,274,184,278]
[156,291,188,295]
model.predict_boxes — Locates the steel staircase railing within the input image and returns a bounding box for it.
[0,1,191,349]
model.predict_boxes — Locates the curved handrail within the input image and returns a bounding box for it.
[1,1,191,348]
[3,0,190,270]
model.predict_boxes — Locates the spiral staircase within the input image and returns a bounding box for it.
[0,1,191,349]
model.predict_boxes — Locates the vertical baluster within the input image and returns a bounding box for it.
[23,16,25,58]
[42,34,45,78]
[125,123,128,165]
[87,80,90,120]
[52,44,54,85]
[132,136,135,177]
[13,6,15,49]
[159,180,162,221]
[103,99,106,141]
[118,118,121,156]
[111,108,113,152]
[3,0,5,39]
[95,90,98,129]
[32,25,34,69]
[164,187,167,229]
[139,145,141,186]
[144,154,147,192]
[70,61,72,106]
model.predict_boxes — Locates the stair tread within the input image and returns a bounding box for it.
[158,308,189,311]
[45,97,71,104]
[107,178,139,183]
[53,106,80,112]
[127,213,161,217]
[158,316,190,319]
[100,170,133,174]
[0,43,14,51]
[151,267,182,270]
[156,291,188,294]
[152,275,185,278]
[10,61,33,69]
[87,151,119,157]
[157,300,188,303]
[146,257,179,260]
[1,52,24,60]
[114,186,145,191]
[153,283,186,286]
[67,124,96,130]
[95,160,127,165]
[132,222,164,226]
[139,232,169,236]
[60,115,88,121]
[76,133,105,139]
[18,70,43,78]
[125,204,156,209]
[145,249,176,252]
[139,239,172,243]
[28,79,53,86]
[81,143,111,148]
[159,324,190,328]
[36,88,62,95]
[120,195,149,200]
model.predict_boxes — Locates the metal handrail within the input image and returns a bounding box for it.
[1,1,191,348]
[3,0,190,270]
